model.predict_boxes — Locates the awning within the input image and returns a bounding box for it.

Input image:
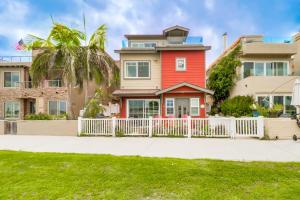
[112,89,159,97]
[291,79,300,106]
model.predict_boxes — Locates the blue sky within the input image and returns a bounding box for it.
[1,0,300,65]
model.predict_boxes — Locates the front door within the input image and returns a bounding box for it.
[175,98,189,118]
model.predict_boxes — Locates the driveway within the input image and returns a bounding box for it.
[0,135,300,162]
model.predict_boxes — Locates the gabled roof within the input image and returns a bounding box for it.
[163,25,189,35]
[155,82,214,95]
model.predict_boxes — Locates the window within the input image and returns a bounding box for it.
[257,95,296,115]
[48,100,67,115]
[165,98,175,116]
[266,62,288,76]
[128,99,160,118]
[4,72,20,87]
[130,42,156,48]
[243,62,254,78]
[125,61,150,78]
[257,96,270,108]
[4,101,20,118]
[254,62,264,76]
[285,96,296,115]
[176,58,186,71]
[190,98,200,116]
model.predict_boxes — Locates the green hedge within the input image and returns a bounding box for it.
[24,113,67,120]
[220,96,254,117]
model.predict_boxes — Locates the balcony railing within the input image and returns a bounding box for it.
[263,37,292,43]
[14,80,64,88]
[0,56,32,63]
[121,36,203,48]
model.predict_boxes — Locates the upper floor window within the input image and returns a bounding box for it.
[176,58,186,71]
[243,61,288,78]
[125,61,150,79]
[130,42,156,48]
[4,71,20,87]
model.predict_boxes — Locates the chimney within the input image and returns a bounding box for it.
[222,32,227,51]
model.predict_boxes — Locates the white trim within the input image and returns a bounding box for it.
[124,61,150,79]
[4,100,20,119]
[48,100,67,115]
[190,98,200,116]
[165,98,175,116]
[126,99,160,118]
[3,71,20,88]
[176,57,186,71]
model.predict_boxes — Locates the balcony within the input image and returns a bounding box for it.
[121,36,203,48]
[9,80,64,89]
[0,56,32,66]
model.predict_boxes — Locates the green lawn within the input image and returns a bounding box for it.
[1,151,300,200]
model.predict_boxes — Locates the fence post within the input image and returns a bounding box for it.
[149,116,153,137]
[187,116,192,138]
[112,117,116,137]
[257,116,264,139]
[230,117,236,139]
[77,117,82,136]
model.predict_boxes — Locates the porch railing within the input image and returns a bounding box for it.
[78,117,264,138]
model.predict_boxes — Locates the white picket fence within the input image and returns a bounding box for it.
[78,116,264,138]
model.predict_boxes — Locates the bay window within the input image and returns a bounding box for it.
[127,99,160,118]
[4,72,20,87]
[48,100,67,115]
[243,62,254,78]
[4,101,20,119]
[165,98,175,116]
[266,62,288,76]
[254,62,264,76]
[125,61,150,78]
[190,98,200,116]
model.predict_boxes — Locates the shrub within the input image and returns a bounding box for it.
[220,96,254,117]
[24,113,67,120]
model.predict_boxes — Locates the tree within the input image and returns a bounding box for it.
[25,21,119,119]
[207,45,241,107]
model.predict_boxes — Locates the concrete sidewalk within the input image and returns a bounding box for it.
[0,135,300,162]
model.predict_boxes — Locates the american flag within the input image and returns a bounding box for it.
[15,39,26,50]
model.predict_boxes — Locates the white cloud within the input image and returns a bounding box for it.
[204,0,215,11]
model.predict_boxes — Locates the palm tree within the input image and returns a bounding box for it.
[25,21,119,119]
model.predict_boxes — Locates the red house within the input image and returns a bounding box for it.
[113,26,213,118]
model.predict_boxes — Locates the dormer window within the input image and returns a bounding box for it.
[176,58,186,71]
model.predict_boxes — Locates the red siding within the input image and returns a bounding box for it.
[161,50,206,89]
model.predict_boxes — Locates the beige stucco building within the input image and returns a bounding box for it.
[0,52,101,120]
[208,33,300,115]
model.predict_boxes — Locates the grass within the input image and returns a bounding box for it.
[0,151,300,200]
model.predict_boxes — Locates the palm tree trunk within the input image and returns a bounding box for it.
[67,83,75,119]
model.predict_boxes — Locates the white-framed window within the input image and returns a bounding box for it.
[4,71,20,87]
[130,41,156,48]
[4,101,20,119]
[48,100,67,115]
[256,95,296,115]
[176,58,186,71]
[190,98,200,116]
[125,61,150,79]
[165,98,175,116]
[127,99,160,118]
[242,61,289,79]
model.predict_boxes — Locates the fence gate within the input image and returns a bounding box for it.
[4,121,17,134]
